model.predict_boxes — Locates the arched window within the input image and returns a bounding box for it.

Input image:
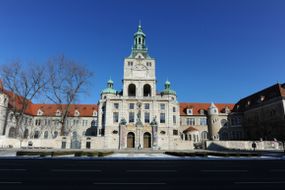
[24,129,29,139]
[143,84,151,97]
[201,131,208,140]
[44,131,48,139]
[8,127,16,138]
[34,131,40,139]
[53,131,58,139]
[128,84,136,97]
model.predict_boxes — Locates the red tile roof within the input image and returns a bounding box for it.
[30,104,98,117]
[179,102,234,116]
[1,89,98,117]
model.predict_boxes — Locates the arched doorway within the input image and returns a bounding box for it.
[127,132,135,148]
[143,132,151,148]
[128,84,136,97]
[143,84,151,97]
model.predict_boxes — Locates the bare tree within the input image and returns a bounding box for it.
[0,61,48,138]
[46,55,93,136]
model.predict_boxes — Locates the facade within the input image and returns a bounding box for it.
[3,24,277,151]
[233,83,285,141]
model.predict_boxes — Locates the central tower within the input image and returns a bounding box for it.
[123,24,156,98]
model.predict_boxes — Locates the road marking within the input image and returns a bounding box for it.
[0,182,22,184]
[93,182,166,185]
[126,170,177,173]
[235,181,285,184]
[0,169,27,172]
[200,170,248,173]
[51,169,101,172]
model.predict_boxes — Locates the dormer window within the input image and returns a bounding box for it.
[93,110,97,117]
[225,107,230,114]
[186,108,193,115]
[260,96,265,102]
[74,110,80,117]
[199,109,205,115]
[37,109,43,116]
[56,109,61,116]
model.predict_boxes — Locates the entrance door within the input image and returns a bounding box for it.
[143,132,151,148]
[127,132,135,148]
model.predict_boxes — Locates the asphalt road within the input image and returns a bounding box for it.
[0,158,285,190]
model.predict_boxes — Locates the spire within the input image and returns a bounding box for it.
[130,22,149,58]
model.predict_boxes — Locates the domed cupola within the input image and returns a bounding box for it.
[130,22,149,58]
[161,80,176,96]
[208,102,219,115]
[101,78,117,95]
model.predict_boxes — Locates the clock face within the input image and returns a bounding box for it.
[133,64,147,71]
[132,63,148,78]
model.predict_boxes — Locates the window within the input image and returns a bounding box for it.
[160,104,165,110]
[144,103,150,109]
[44,131,48,139]
[128,61,133,66]
[34,131,40,139]
[173,130,178,135]
[143,84,151,97]
[129,112,135,123]
[186,108,193,115]
[186,118,195,125]
[160,113,165,123]
[53,131,58,139]
[173,115,176,124]
[128,84,136,96]
[173,107,176,112]
[146,62,152,67]
[114,103,119,109]
[144,112,150,123]
[129,103,134,109]
[35,119,41,126]
[113,112,119,123]
[201,131,208,140]
[199,118,207,125]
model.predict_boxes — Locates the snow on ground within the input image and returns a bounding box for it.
[105,153,178,158]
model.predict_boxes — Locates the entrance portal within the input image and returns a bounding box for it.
[127,132,135,148]
[143,132,151,148]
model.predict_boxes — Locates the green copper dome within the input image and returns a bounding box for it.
[101,78,116,95]
[162,80,176,95]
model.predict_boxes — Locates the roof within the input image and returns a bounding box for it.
[1,88,98,117]
[30,104,98,117]
[234,83,285,112]
[183,126,199,133]
[179,102,234,116]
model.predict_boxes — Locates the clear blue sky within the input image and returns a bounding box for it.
[0,0,284,104]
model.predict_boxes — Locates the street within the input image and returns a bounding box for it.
[0,158,285,189]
